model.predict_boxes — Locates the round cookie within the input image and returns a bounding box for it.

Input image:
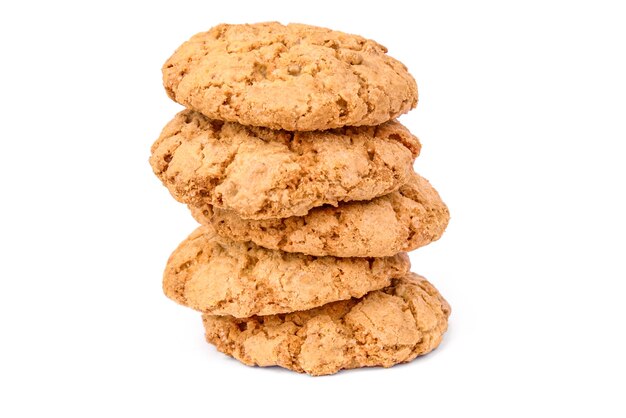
[163,225,410,318]
[203,273,450,376]
[191,171,449,257]
[150,109,420,220]
[162,22,418,131]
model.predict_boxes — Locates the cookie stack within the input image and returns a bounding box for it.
[150,23,451,376]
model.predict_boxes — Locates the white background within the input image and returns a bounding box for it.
[1,0,624,416]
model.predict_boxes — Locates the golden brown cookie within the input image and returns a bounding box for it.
[150,110,420,220]
[191,171,449,257]
[163,225,410,318]
[203,273,450,376]
[163,22,418,131]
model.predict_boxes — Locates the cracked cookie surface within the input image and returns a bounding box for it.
[163,22,418,131]
[203,273,450,376]
[163,225,410,318]
[150,109,420,220]
[191,171,449,257]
